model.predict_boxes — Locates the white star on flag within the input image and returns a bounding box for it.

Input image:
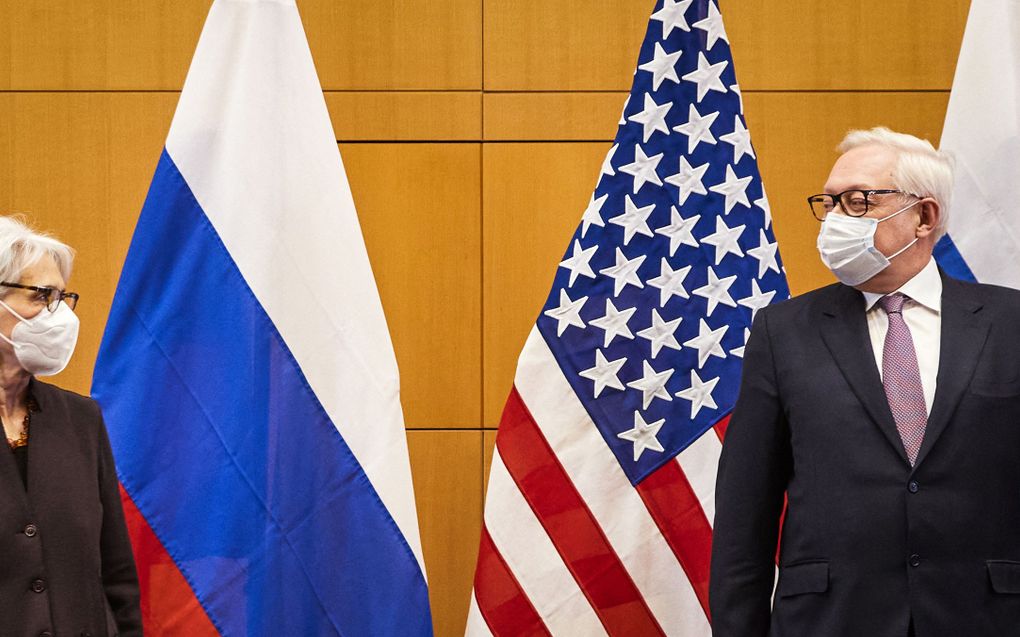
[608,195,657,245]
[628,93,674,143]
[655,206,701,255]
[599,248,647,296]
[675,369,720,418]
[627,360,675,409]
[682,317,729,368]
[692,0,729,51]
[681,51,728,102]
[672,103,719,153]
[708,164,753,214]
[747,228,781,277]
[589,299,637,347]
[647,257,692,306]
[730,82,743,113]
[637,42,682,91]
[664,156,710,205]
[730,327,750,358]
[578,349,627,398]
[719,115,755,163]
[600,143,619,179]
[616,411,667,461]
[701,215,746,264]
[619,144,665,194]
[637,308,683,358]
[754,191,773,228]
[738,279,776,321]
[558,239,598,286]
[693,266,737,316]
[543,289,588,336]
[650,0,694,39]
[581,192,609,238]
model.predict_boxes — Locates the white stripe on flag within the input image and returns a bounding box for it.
[940,0,1020,288]
[162,0,425,574]
[484,450,607,636]
[677,432,724,527]
[464,592,494,637]
[515,328,712,635]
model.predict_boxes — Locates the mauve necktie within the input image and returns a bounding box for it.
[879,293,927,465]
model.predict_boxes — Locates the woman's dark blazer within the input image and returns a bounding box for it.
[0,378,141,637]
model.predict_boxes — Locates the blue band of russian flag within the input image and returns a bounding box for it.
[93,150,432,636]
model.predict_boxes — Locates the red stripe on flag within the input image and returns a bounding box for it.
[473,525,551,637]
[713,413,732,441]
[119,486,218,636]
[496,387,666,636]
[634,461,714,620]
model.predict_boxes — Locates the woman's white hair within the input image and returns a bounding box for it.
[837,127,954,238]
[0,215,75,291]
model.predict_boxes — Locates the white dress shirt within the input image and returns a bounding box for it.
[861,258,942,415]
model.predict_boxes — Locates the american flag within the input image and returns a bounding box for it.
[467,1,789,634]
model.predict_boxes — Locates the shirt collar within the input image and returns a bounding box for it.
[862,257,942,312]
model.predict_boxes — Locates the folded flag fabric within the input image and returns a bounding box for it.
[92,0,432,634]
[934,0,1020,289]
[467,1,789,634]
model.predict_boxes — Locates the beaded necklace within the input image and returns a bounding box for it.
[5,396,37,450]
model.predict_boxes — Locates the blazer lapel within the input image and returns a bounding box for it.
[25,379,66,506]
[818,284,910,466]
[913,274,989,469]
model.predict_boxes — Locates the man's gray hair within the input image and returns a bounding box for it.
[0,215,75,290]
[838,127,954,238]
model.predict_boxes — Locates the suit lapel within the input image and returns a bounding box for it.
[25,379,66,506]
[818,284,910,465]
[913,274,989,469]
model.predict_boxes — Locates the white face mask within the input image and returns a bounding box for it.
[816,199,921,286]
[0,298,80,376]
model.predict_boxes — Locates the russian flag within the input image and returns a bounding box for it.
[934,0,1020,289]
[91,0,433,634]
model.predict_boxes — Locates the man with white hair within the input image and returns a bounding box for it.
[709,127,1020,636]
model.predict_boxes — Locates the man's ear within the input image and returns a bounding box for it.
[916,198,941,238]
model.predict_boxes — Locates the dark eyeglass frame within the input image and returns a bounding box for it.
[807,189,912,221]
[0,282,79,312]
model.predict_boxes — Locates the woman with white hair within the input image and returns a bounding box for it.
[0,216,141,636]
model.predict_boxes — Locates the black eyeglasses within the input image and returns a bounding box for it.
[807,189,916,221]
[0,282,79,312]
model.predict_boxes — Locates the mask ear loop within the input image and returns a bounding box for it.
[886,237,919,260]
[0,298,28,348]
[877,198,924,261]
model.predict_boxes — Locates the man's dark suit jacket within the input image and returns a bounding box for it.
[0,379,141,637]
[710,272,1020,637]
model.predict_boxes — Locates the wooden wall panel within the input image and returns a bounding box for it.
[0,1,206,90]
[728,2,969,90]
[342,143,482,427]
[0,0,482,91]
[483,0,648,91]
[0,93,178,395]
[327,92,482,141]
[482,142,607,426]
[484,92,625,141]
[484,1,968,91]
[407,430,482,637]
[303,0,482,90]
[483,429,496,494]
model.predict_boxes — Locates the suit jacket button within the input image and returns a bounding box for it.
[909,554,921,567]
[31,578,46,593]
[908,481,919,493]
[24,523,38,537]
